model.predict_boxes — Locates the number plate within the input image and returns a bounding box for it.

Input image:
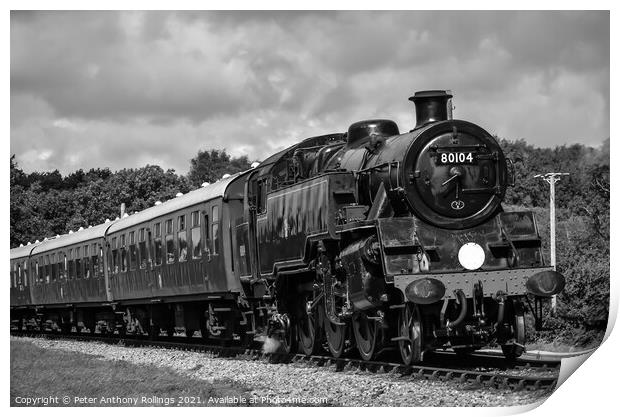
[436,151,477,165]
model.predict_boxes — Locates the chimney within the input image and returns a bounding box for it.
[120,202,126,218]
[409,90,453,128]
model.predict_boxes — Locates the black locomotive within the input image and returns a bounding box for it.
[10,90,565,363]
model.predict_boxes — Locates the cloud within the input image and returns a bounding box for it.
[10,11,609,174]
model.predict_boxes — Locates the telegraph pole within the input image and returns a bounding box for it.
[534,172,569,313]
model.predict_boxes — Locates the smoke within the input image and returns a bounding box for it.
[261,336,281,354]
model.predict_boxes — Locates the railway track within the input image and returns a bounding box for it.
[11,330,560,392]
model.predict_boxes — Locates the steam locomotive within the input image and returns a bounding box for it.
[10,90,565,363]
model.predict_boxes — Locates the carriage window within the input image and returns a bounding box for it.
[203,214,210,252]
[178,229,188,262]
[129,242,138,272]
[67,249,74,280]
[84,254,91,279]
[177,215,187,262]
[191,211,200,227]
[82,246,89,279]
[91,244,100,278]
[128,231,137,271]
[166,234,175,264]
[17,263,22,287]
[191,211,201,259]
[13,263,18,288]
[154,237,163,266]
[83,256,91,279]
[154,222,163,266]
[23,261,28,287]
[36,260,42,284]
[212,205,220,255]
[51,254,59,282]
[44,255,51,283]
[166,219,175,263]
[111,237,119,274]
[60,253,66,280]
[75,247,82,279]
[57,252,65,280]
[121,235,128,272]
[75,249,83,280]
[139,228,148,269]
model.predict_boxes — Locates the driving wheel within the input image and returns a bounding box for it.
[297,296,321,355]
[397,303,423,365]
[323,310,346,358]
[352,311,379,360]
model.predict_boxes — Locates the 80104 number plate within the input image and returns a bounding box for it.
[436,151,477,165]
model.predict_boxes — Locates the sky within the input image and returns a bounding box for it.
[10,10,610,175]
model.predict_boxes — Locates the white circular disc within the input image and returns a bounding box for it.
[458,242,485,270]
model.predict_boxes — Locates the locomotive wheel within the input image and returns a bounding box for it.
[352,312,379,360]
[501,313,526,360]
[185,328,196,338]
[279,319,296,354]
[397,303,423,365]
[297,297,321,355]
[323,313,346,358]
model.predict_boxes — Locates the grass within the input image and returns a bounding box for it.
[10,339,253,407]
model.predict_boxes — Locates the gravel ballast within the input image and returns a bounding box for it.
[12,336,554,407]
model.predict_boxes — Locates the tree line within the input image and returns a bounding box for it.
[10,149,251,247]
[10,139,610,347]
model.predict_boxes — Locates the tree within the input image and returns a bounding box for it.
[187,149,251,187]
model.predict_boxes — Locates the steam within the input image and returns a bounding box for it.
[262,336,281,354]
